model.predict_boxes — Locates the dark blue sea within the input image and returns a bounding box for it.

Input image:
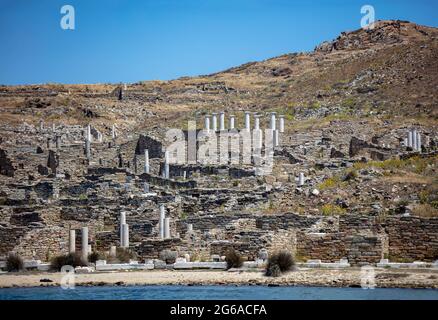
[0,285,437,300]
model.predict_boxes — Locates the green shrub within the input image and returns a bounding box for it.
[225,248,243,270]
[160,250,178,264]
[116,248,138,263]
[6,253,24,272]
[50,253,87,271]
[88,251,102,264]
[320,204,346,216]
[265,251,295,277]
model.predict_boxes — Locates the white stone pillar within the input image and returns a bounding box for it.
[412,129,418,150]
[298,172,305,186]
[159,205,165,239]
[212,113,218,131]
[87,124,92,142]
[273,130,279,147]
[408,130,413,148]
[417,132,422,152]
[229,115,235,130]
[69,229,76,254]
[244,112,251,131]
[81,227,89,261]
[164,151,170,179]
[279,115,285,133]
[183,171,187,180]
[120,211,126,246]
[111,124,116,139]
[164,218,171,239]
[254,115,260,130]
[270,112,277,131]
[219,112,225,131]
[110,246,117,257]
[204,115,210,132]
[85,139,91,159]
[144,149,150,174]
[122,224,129,248]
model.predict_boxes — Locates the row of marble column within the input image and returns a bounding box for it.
[68,227,90,261]
[204,112,285,133]
[405,129,422,152]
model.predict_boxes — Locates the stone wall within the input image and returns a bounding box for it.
[385,216,438,262]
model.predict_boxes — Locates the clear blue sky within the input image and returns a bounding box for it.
[0,0,437,85]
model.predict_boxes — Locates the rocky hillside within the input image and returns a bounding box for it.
[0,20,437,262]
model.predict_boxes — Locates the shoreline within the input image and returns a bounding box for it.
[1,268,437,290]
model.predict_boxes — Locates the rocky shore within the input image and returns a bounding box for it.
[1,268,437,290]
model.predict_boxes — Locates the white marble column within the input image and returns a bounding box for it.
[212,113,218,131]
[279,115,285,133]
[298,172,305,186]
[244,111,251,131]
[204,115,210,132]
[121,224,129,248]
[69,229,76,254]
[270,112,277,130]
[81,227,89,261]
[144,149,150,173]
[408,130,413,148]
[164,218,171,239]
[412,129,418,150]
[159,205,165,239]
[110,246,117,257]
[219,112,225,131]
[111,124,116,140]
[164,150,170,179]
[229,115,235,130]
[120,211,126,247]
[417,132,422,152]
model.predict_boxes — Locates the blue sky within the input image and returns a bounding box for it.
[0,0,437,85]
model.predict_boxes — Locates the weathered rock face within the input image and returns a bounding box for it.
[349,137,372,157]
[0,149,14,177]
[135,135,162,158]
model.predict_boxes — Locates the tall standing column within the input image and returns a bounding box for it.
[204,115,210,133]
[279,115,285,133]
[219,112,225,131]
[164,151,170,179]
[412,129,418,151]
[408,130,413,148]
[270,112,277,131]
[85,139,91,159]
[69,229,76,254]
[212,113,218,131]
[159,205,165,239]
[144,149,150,174]
[122,224,129,248]
[253,115,263,149]
[111,124,116,140]
[81,227,89,261]
[416,132,422,152]
[120,212,126,247]
[87,124,92,142]
[298,172,305,186]
[244,111,251,131]
[164,218,171,239]
[229,115,235,130]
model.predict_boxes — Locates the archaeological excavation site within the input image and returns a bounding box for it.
[0,20,437,279]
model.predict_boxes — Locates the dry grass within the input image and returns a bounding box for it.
[412,204,438,217]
